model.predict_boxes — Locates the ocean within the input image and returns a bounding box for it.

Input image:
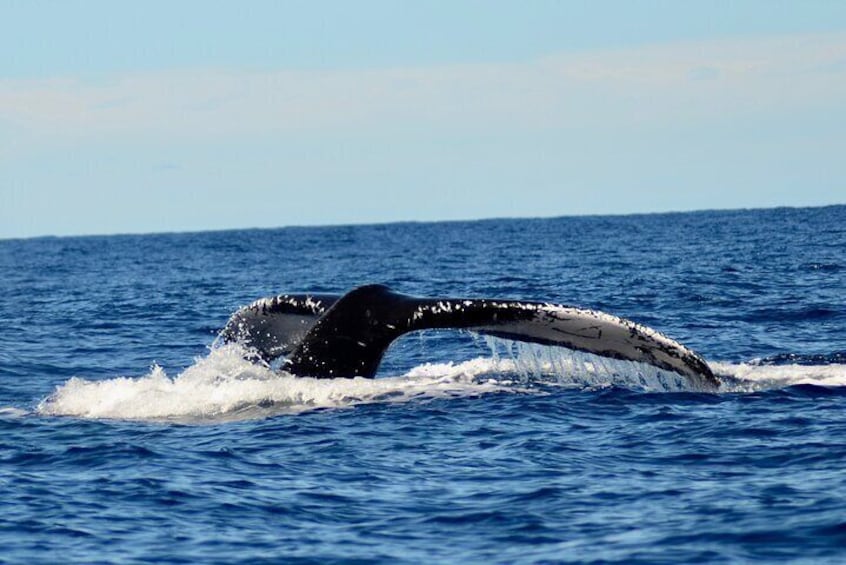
[1,205,845,563]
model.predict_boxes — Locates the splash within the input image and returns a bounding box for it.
[482,338,846,393]
[35,340,846,423]
[36,344,510,423]
[479,337,702,392]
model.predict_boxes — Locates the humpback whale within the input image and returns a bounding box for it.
[220,284,719,389]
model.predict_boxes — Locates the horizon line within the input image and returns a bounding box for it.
[3,201,844,243]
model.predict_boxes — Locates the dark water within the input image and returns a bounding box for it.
[1,206,845,563]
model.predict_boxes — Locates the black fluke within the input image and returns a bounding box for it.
[220,284,719,389]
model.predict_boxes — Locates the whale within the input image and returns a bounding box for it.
[220,284,719,390]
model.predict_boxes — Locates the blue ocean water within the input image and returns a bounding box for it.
[1,205,845,563]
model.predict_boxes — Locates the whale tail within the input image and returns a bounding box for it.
[220,284,718,389]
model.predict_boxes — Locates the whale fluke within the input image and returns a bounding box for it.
[218,292,338,362]
[220,284,718,389]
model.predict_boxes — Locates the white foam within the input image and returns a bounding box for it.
[0,407,29,418]
[711,361,846,392]
[36,344,510,423]
[35,342,846,423]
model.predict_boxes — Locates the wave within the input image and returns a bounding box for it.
[33,340,846,423]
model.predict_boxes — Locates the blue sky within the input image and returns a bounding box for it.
[2,1,845,238]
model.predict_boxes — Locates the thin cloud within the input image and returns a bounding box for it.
[1,32,844,144]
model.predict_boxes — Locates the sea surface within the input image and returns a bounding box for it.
[1,206,845,564]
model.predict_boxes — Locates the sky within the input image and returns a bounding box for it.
[2,1,845,239]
